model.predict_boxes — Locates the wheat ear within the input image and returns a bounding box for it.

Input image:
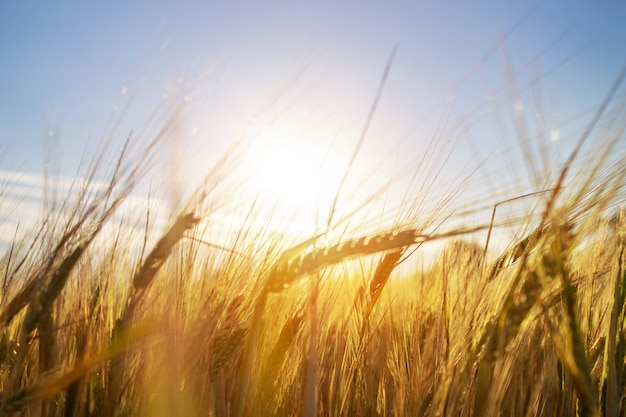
[267,226,485,292]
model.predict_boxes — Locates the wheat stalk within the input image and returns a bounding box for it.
[106,211,199,415]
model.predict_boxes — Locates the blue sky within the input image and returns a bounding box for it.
[2,1,624,166]
[1,1,625,245]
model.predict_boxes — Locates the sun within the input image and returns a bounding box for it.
[238,116,350,226]
[249,143,340,213]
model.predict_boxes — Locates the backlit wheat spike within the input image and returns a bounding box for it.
[370,247,406,298]
[266,228,427,292]
[487,224,547,281]
[358,246,407,343]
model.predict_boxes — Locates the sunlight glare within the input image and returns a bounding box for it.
[250,143,340,214]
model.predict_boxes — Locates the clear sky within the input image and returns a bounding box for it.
[1,1,625,246]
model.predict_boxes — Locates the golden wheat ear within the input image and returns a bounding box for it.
[267,225,490,292]
[358,247,406,343]
[266,229,424,292]
[487,225,546,281]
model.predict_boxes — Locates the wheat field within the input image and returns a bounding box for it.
[1,52,626,417]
